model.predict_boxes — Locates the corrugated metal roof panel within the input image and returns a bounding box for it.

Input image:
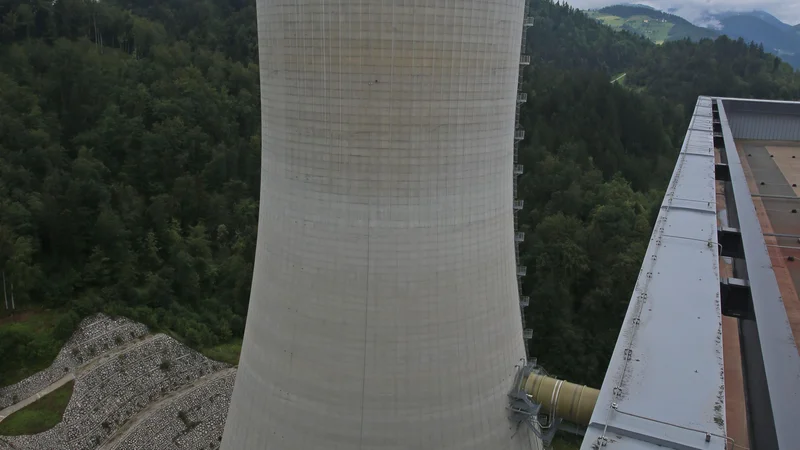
[727,112,800,141]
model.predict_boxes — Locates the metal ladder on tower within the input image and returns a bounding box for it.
[516,2,534,352]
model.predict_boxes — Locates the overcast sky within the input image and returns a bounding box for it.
[564,1,800,26]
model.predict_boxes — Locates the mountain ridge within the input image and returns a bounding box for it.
[589,4,800,68]
[587,5,718,44]
[709,10,794,32]
[703,10,800,67]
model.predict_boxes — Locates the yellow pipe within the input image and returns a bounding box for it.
[523,374,599,426]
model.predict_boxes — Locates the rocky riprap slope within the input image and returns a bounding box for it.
[101,369,236,450]
[0,314,148,410]
[0,315,236,450]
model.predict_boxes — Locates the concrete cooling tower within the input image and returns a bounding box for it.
[221,1,537,449]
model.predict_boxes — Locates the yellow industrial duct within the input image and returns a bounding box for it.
[523,374,600,426]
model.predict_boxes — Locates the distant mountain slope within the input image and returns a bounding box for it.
[752,10,794,32]
[592,5,800,68]
[587,5,718,44]
[714,10,794,32]
[707,12,800,67]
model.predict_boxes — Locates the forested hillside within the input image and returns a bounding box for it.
[0,0,260,382]
[522,0,800,386]
[1,0,800,389]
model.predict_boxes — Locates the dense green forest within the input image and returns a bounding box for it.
[0,0,260,382]
[1,0,799,389]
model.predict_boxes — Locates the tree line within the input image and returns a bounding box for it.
[2,0,800,388]
[1,0,260,376]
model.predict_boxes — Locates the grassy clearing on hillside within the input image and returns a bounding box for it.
[0,380,74,435]
[0,309,69,388]
[587,12,625,28]
[586,11,673,44]
[623,15,673,44]
[201,339,243,365]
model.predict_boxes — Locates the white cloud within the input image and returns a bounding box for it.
[564,0,800,25]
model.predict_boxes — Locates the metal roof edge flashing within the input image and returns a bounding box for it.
[716,98,800,450]
[581,97,727,450]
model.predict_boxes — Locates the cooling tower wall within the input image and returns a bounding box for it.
[221,1,533,449]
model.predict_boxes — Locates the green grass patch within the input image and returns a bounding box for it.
[620,16,673,44]
[611,72,627,85]
[0,380,74,436]
[549,432,583,450]
[201,339,242,365]
[586,11,675,44]
[0,309,71,388]
[586,12,626,28]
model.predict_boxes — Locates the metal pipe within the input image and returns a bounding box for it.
[764,233,800,239]
[752,194,799,200]
[523,374,600,426]
[767,245,800,250]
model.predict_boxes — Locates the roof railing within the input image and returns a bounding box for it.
[523,329,533,340]
[523,16,534,27]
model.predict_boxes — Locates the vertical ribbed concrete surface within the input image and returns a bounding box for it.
[222,1,533,449]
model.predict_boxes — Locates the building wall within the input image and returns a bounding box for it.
[723,100,800,141]
[221,1,535,449]
[727,113,800,141]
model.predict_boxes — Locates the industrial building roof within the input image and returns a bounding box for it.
[580,96,800,450]
[717,97,800,450]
